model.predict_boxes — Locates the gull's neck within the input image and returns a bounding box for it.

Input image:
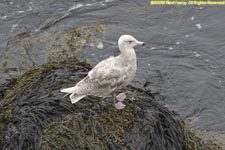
[120,48,136,58]
[118,48,137,66]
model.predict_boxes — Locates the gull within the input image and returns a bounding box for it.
[61,35,145,109]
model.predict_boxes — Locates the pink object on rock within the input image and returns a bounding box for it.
[116,93,127,102]
[114,102,126,109]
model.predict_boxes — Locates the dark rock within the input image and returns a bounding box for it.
[0,59,222,150]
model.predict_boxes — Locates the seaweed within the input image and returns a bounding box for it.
[0,24,105,84]
[0,24,222,150]
[0,58,222,150]
[39,102,139,150]
[182,123,223,150]
[0,56,222,150]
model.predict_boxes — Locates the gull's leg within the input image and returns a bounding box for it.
[114,102,126,110]
[112,92,126,109]
[117,92,136,102]
[115,92,127,102]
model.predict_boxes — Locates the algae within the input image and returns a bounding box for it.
[182,122,223,150]
[0,24,105,84]
[38,85,222,150]
[0,24,223,150]
[0,24,105,113]
[0,60,91,149]
[40,102,139,150]
[0,56,91,106]
[0,24,104,103]
[0,57,223,149]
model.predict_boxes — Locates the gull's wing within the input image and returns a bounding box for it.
[75,56,126,95]
[88,56,119,80]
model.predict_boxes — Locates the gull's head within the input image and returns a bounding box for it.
[118,35,145,51]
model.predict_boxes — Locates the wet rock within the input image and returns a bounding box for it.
[0,59,222,150]
[0,24,105,84]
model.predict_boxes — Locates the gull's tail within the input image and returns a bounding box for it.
[60,87,76,93]
[60,87,86,104]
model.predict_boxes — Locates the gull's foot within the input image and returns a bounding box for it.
[116,92,127,102]
[114,102,126,109]
[112,92,127,109]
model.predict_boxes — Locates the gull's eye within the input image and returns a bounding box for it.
[128,41,133,43]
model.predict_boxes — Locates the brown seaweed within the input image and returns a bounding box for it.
[0,25,222,150]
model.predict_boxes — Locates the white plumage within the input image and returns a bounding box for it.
[61,35,144,104]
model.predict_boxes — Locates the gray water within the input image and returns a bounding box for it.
[1,0,225,146]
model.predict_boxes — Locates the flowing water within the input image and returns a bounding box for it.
[1,0,225,146]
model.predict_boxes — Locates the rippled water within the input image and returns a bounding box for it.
[1,0,225,145]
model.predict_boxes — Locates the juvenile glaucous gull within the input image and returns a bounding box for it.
[61,35,145,109]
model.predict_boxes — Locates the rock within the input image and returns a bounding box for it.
[0,59,222,150]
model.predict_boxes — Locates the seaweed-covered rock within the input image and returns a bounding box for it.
[0,24,105,84]
[0,58,222,150]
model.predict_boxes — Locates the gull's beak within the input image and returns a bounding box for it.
[136,40,145,46]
